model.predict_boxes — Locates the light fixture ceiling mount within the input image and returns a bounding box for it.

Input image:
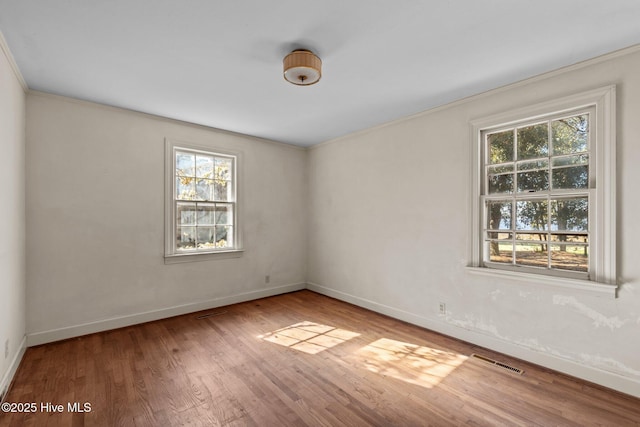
[283,49,322,86]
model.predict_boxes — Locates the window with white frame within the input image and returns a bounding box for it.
[165,140,241,259]
[470,86,616,290]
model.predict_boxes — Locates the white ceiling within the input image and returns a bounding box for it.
[1,1,639,146]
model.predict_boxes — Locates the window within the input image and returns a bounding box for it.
[165,140,242,262]
[469,87,616,294]
[484,110,592,277]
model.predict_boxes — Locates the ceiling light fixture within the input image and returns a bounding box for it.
[283,49,322,86]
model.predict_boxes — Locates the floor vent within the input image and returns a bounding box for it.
[196,310,227,320]
[470,353,524,375]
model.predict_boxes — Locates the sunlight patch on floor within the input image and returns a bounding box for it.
[259,321,360,354]
[357,338,468,388]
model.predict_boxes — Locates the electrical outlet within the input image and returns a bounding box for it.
[439,303,446,315]
[265,275,270,284]
[4,339,8,359]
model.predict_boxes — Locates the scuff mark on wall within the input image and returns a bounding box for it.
[552,295,628,331]
[447,314,639,380]
[448,315,500,337]
[449,318,556,355]
[579,354,640,378]
[517,338,550,353]
[448,315,640,381]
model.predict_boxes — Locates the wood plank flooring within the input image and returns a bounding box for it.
[1,290,639,426]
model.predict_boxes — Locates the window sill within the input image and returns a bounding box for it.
[465,266,617,298]
[164,249,244,264]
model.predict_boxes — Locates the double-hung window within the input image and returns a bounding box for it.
[165,140,241,262]
[484,109,592,277]
[470,87,616,294]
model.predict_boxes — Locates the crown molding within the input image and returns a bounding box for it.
[312,43,640,150]
[27,90,307,151]
[0,30,28,91]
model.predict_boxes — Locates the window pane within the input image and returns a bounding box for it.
[488,164,513,174]
[214,180,231,201]
[488,241,513,264]
[516,200,548,231]
[516,232,547,241]
[215,204,233,225]
[197,227,216,249]
[215,158,233,180]
[215,225,232,248]
[176,227,196,250]
[552,115,588,155]
[550,234,588,243]
[196,155,214,178]
[550,244,588,272]
[488,130,514,164]
[488,173,514,194]
[487,201,512,230]
[177,202,196,225]
[517,160,548,171]
[551,198,588,231]
[515,242,548,268]
[197,203,215,225]
[196,179,214,200]
[487,232,511,240]
[552,154,588,167]
[517,170,549,192]
[552,165,588,189]
[176,152,195,177]
[176,177,196,200]
[517,123,548,160]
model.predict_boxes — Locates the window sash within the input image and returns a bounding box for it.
[481,190,592,279]
[482,109,593,196]
[174,200,236,252]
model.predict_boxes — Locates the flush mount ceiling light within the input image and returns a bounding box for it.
[283,49,322,86]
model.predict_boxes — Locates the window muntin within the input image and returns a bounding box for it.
[171,147,237,253]
[481,110,592,278]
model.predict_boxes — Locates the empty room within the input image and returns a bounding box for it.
[1,1,640,426]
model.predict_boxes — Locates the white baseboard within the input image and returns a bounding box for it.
[0,335,27,403]
[306,282,640,399]
[27,283,306,346]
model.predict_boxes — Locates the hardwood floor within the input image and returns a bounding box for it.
[2,290,639,426]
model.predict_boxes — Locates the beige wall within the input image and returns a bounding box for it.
[0,37,26,396]
[307,47,640,397]
[25,94,308,344]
